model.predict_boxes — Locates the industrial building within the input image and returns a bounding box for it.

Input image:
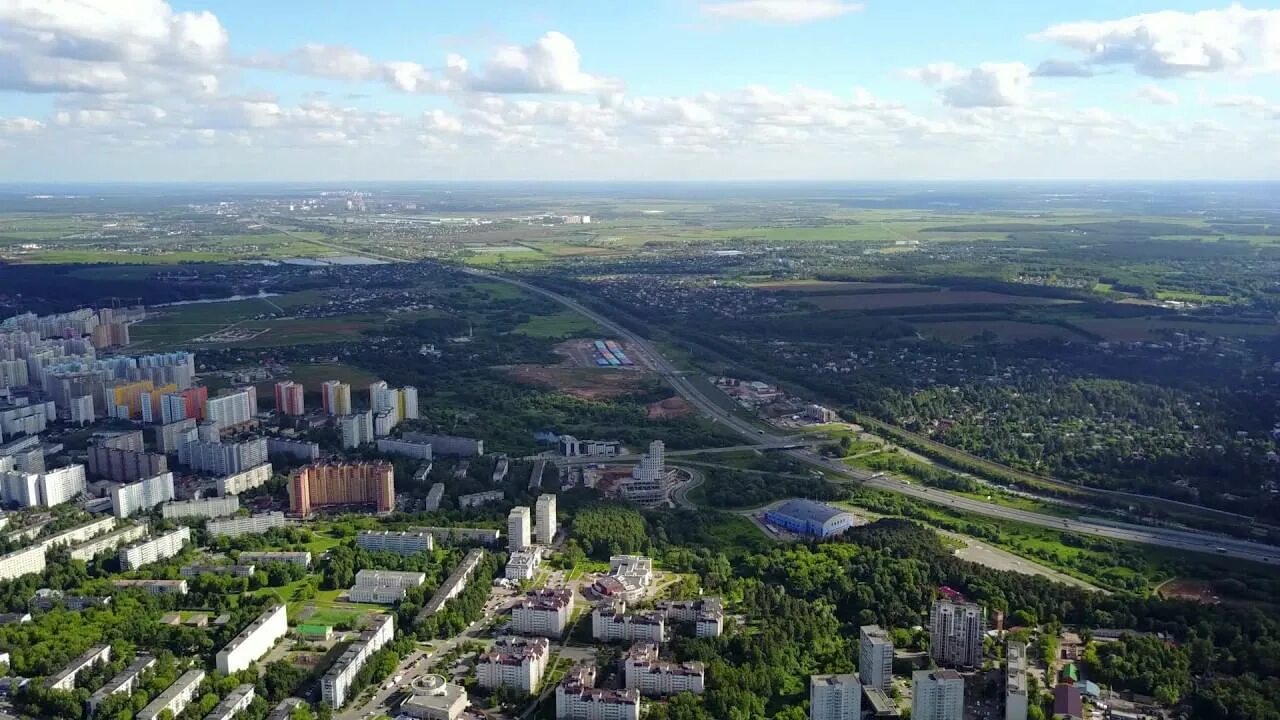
[216,605,288,674]
[764,498,856,538]
[289,461,394,515]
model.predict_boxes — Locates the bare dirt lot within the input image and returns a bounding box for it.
[1157,577,1221,604]
[504,365,646,399]
[647,396,694,419]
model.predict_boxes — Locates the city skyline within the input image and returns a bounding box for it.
[1,1,1278,181]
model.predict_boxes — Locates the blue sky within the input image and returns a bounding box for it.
[0,0,1277,181]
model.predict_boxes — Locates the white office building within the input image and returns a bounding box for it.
[535,493,557,545]
[859,624,894,691]
[111,471,176,518]
[118,526,190,570]
[216,605,288,674]
[512,589,574,638]
[623,643,704,697]
[357,530,433,555]
[929,600,986,668]
[1006,640,1028,720]
[477,637,549,694]
[206,511,287,538]
[161,495,240,520]
[137,669,205,720]
[593,601,665,644]
[321,615,395,707]
[912,669,965,720]
[216,463,273,495]
[508,506,532,552]
[810,674,861,720]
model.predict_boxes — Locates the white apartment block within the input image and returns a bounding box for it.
[216,605,288,674]
[512,588,574,638]
[347,585,409,604]
[593,601,665,644]
[70,395,94,425]
[0,545,47,581]
[161,495,240,520]
[459,490,504,508]
[505,548,542,581]
[355,569,427,589]
[508,506,531,551]
[89,655,155,714]
[111,471,176,518]
[810,674,861,720]
[215,463,273,495]
[206,511,287,538]
[118,526,191,570]
[859,624,894,691]
[0,470,39,507]
[68,524,147,561]
[556,665,640,720]
[477,637,549,695]
[45,645,111,690]
[623,644,704,697]
[535,493,557,545]
[375,437,433,460]
[36,516,116,551]
[1006,640,1028,720]
[929,600,986,668]
[340,411,374,449]
[205,390,255,431]
[912,669,965,720]
[321,615,395,708]
[238,550,311,567]
[410,527,501,546]
[424,482,445,511]
[357,530,433,555]
[205,684,255,720]
[40,464,88,507]
[137,668,205,720]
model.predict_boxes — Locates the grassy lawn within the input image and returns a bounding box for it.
[514,310,602,338]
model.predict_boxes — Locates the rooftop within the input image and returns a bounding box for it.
[771,498,850,524]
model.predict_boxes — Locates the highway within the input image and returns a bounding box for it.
[552,441,810,466]
[473,268,1280,566]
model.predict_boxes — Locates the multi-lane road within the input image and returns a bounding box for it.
[473,268,1280,566]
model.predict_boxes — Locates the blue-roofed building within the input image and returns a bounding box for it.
[764,499,856,538]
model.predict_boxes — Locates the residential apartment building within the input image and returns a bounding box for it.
[409,527,501,546]
[860,624,894,691]
[505,548,542,581]
[207,511,287,538]
[216,605,288,674]
[459,490,504,508]
[321,381,351,416]
[356,530,433,555]
[156,418,197,453]
[111,471,176,518]
[266,437,320,462]
[810,674,861,720]
[68,524,147,561]
[181,437,268,475]
[555,665,640,720]
[45,645,111,690]
[340,411,374,449]
[929,600,986,668]
[400,432,483,457]
[111,579,189,595]
[205,389,256,431]
[375,437,433,460]
[535,493,557,545]
[215,463,273,495]
[477,637,550,695]
[137,669,205,720]
[289,461,394,515]
[418,549,485,621]
[912,669,965,720]
[657,598,724,638]
[321,615,395,707]
[508,506,531,552]
[205,684,256,720]
[181,564,256,579]
[512,588,574,638]
[274,381,305,416]
[237,551,311,567]
[161,495,240,520]
[88,655,155,714]
[118,527,191,570]
[592,601,665,644]
[88,443,168,484]
[1006,640,1028,720]
[69,394,94,425]
[424,482,445,511]
[623,643,704,697]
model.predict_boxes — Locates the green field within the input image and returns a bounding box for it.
[514,310,602,338]
[914,320,1090,343]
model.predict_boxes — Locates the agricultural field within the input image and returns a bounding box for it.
[809,290,1075,311]
[513,309,602,338]
[913,320,1091,343]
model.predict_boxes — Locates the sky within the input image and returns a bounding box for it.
[0,0,1278,182]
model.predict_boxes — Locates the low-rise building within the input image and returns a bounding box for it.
[45,645,111,690]
[237,550,310,567]
[409,526,501,546]
[321,615,395,707]
[68,524,147,561]
[505,548,542,581]
[424,482,445,511]
[458,490,504,508]
[348,569,426,604]
[623,643,704,697]
[216,605,288,674]
[112,579,189,595]
[118,527,190,570]
[161,495,239,520]
[512,588,574,638]
[764,498,856,538]
[476,637,549,695]
[591,555,653,601]
[398,675,468,720]
[267,698,305,720]
[418,548,485,622]
[28,588,111,612]
[181,563,256,578]
[556,665,640,720]
[356,530,433,555]
[88,655,155,714]
[206,511,287,538]
[215,463,273,495]
[204,684,255,720]
[137,668,205,720]
[593,600,665,644]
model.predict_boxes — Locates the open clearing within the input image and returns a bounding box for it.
[1070,317,1279,342]
[811,291,1076,311]
[914,320,1091,343]
[1156,577,1220,604]
[514,310,602,338]
[503,365,646,400]
[647,396,694,419]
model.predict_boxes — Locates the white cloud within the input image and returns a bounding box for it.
[906,62,1033,107]
[466,32,615,93]
[0,0,229,94]
[1135,85,1180,105]
[0,117,44,134]
[1032,5,1280,77]
[701,0,863,24]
